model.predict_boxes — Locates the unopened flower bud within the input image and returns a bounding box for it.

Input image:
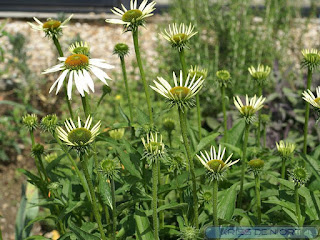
[22,114,38,131]
[40,114,58,133]
[113,43,129,58]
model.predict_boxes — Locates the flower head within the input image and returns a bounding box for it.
[42,42,114,100]
[248,64,271,84]
[99,158,120,178]
[276,140,295,159]
[40,114,58,133]
[160,23,197,51]
[56,115,101,153]
[150,71,204,109]
[113,43,129,58]
[197,145,239,181]
[216,70,231,87]
[163,118,175,132]
[69,41,90,56]
[106,0,156,31]
[31,143,45,157]
[28,15,73,38]
[302,86,320,109]
[109,128,125,140]
[188,65,207,81]
[234,95,266,123]
[44,152,58,163]
[141,132,165,165]
[289,166,309,186]
[248,158,264,175]
[22,114,38,131]
[301,49,320,71]
[178,226,200,240]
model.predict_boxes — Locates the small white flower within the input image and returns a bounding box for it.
[160,23,197,51]
[69,41,90,56]
[150,70,204,109]
[197,145,239,181]
[105,0,156,30]
[234,95,266,118]
[56,115,100,151]
[276,140,295,158]
[248,64,271,80]
[43,43,114,100]
[141,132,165,164]
[28,15,73,37]
[302,86,320,109]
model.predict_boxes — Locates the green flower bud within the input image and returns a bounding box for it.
[163,118,175,132]
[276,140,295,159]
[48,182,61,191]
[113,43,129,58]
[248,64,271,82]
[179,226,199,240]
[102,85,112,95]
[44,152,58,163]
[248,158,264,174]
[69,41,90,56]
[289,166,309,186]
[260,114,270,125]
[100,158,120,178]
[22,114,38,130]
[40,114,58,133]
[216,70,231,87]
[189,65,208,81]
[109,128,125,140]
[301,49,320,71]
[31,143,45,157]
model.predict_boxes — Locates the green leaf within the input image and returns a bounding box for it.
[24,236,50,240]
[225,118,245,147]
[145,202,187,216]
[300,153,320,181]
[134,208,153,240]
[98,174,113,209]
[193,132,219,156]
[218,183,238,220]
[136,108,149,125]
[264,199,296,213]
[119,105,130,124]
[68,220,100,240]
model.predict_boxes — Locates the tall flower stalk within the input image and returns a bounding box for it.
[150,71,204,228]
[234,95,266,207]
[142,132,165,239]
[248,64,271,148]
[301,49,320,155]
[197,145,239,226]
[216,70,231,142]
[276,141,295,179]
[248,159,264,224]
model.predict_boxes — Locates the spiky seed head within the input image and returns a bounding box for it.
[40,114,58,133]
[22,114,38,131]
[113,43,129,57]
[301,49,320,71]
[289,166,309,186]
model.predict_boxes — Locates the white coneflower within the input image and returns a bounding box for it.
[141,132,165,164]
[160,23,197,51]
[234,95,266,121]
[56,115,100,153]
[188,65,208,81]
[276,140,295,159]
[28,15,73,38]
[302,86,320,109]
[69,41,90,56]
[301,49,320,71]
[197,145,239,181]
[43,42,114,100]
[150,70,204,109]
[105,0,156,31]
[248,64,271,81]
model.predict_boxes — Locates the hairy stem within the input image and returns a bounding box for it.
[81,92,91,118]
[238,122,250,208]
[152,160,159,239]
[80,154,106,240]
[52,36,74,119]
[178,108,199,228]
[196,95,202,140]
[120,56,134,123]
[295,184,302,226]
[257,86,262,148]
[132,29,153,125]
[303,69,312,155]
[281,157,287,179]
[212,179,219,226]
[221,86,227,142]
[255,173,261,225]
[111,177,117,240]
[178,48,188,80]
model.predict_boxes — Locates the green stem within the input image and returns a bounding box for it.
[37,155,49,183]
[238,122,250,208]
[212,179,219,226]
[132,29,153,125]
[120,56,134,123]
[254,173,261,225]
[158,163,164,230]
[29,130,35,146]
[111,177,117,240]
[281,157,287,179]
[221,86,227,142]
[257,86,262,148]
[263,124,266,148]
[81,92,91,118]
[178,48,188,80]
[178,108,199,228]
[54,133,91,202]
[196,95,202,140]
[303,68,312,155]
[52,36,74,119]
[295,184,302,226]
[168,131,172,148]
[80,154,106,240]
[152,160,159,239]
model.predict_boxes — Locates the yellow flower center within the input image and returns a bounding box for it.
[172,33,188,44]
[65,54,89,70]
[241,105,255,116]
[170,86,190,99]
[68,128,92,145]
[122,9,143,22]
[314,97,320,104]
[43,20,61,29]
[207,159,225,172]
